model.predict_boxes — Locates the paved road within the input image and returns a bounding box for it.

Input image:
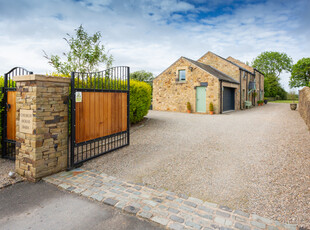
[0,182,162,230]
[83,103,310,228]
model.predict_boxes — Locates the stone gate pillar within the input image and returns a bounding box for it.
[13,75,70,182]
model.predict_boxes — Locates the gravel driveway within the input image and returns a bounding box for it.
[83,103,310,228]
[0,159,24,189]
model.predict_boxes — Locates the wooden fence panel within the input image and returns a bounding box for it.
[75,92,127,143]
[7,91,16,141]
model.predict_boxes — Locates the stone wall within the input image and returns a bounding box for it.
[14,75,70,182]
[153,57,221,114]
[256,71,264,101]
[299,87,310,130]
[241,71,248,109]
[198,52,240,82]
[226,56,264,106]
[198,52,245,110]
[227,56,254,72]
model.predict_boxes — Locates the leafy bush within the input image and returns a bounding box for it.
[187,102,191,111]
[129,80,152,124]
[209,102,214,111]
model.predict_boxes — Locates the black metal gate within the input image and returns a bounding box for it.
[69,66,130,168]
[1,67,33,160]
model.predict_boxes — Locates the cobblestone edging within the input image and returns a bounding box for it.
[0,178,25,190]
[43,169,297,230]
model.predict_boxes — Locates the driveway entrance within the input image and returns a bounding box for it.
[82,103,310,228]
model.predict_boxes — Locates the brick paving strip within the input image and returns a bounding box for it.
[43,169,297,230]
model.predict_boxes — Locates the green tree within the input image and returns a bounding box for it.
[130,70,154,83]
[289,57,310,88]
[44,25,113,75]
[252,51,293,79]
[263,75,286,99]
[252,51,293,99]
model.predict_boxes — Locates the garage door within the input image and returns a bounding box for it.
[223,87,235,112]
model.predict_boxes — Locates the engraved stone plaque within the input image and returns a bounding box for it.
[20,109,33,134]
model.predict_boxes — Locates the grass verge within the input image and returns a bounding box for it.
[269,100,298,104]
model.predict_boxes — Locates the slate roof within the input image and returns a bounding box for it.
[183,57,240,84]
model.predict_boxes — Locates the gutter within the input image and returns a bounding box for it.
[246,72,248,101]
[254,68,264,76]
[257,69,261,99]
[239,70,242,110]
[220,80,223,114]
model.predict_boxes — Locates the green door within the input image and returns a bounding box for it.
[196,87,206,112]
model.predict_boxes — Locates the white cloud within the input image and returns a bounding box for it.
[0,0,309,91]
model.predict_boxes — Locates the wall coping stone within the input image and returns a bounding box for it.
[13,74,71,83]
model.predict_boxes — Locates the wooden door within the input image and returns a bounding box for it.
[196,87,206,112]
[7,91,16,140]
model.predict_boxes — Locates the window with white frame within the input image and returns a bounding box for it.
[178,70,186,81]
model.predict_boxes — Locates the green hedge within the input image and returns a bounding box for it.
[129,80,152,124]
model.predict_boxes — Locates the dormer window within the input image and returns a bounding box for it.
[178,70,186,81]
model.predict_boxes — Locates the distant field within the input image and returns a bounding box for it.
[269,100,298,104]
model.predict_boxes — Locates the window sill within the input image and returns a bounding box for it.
[175,81,187,84]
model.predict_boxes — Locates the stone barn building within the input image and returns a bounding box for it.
[153,51,264,114]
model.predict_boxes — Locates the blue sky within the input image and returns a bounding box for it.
[0,0,309,90]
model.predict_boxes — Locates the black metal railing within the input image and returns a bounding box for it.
[4,67,33,89]
[1,67,33,160]
[73,66,129,92]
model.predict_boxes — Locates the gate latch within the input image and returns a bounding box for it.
[7,104,11,111]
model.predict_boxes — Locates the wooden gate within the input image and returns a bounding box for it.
[69,66,130,168]
[1,67,33,160]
